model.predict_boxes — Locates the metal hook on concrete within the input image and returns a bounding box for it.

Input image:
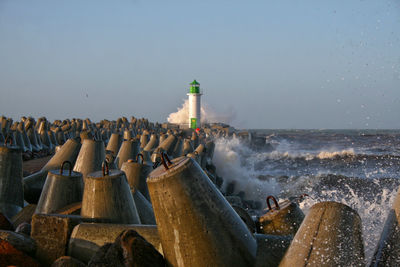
[136,153,144,164]
[161,152,172,171]
[153,160,160,169]
[102,160,109,176]
[60,161,72,176]
[266,195,280,211]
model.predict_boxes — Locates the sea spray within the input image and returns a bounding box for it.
[298,186,397,263]
[212,135,399,263]
[213,137,281,202]
[167,99,236,125]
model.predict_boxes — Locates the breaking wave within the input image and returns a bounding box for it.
[212,135,400,263]
[315,148,356,159]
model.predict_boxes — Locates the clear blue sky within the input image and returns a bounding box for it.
[1,0,399,129]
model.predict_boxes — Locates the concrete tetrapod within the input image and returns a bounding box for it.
[56,130,66,145]
[147,154,256,267]
[42,138,81,171]
[139,132,149,150]
[255,233,292,267]
[13,130,29,153]
[81,164,141,224]
[115,139,140,169]
[48,130,59,147]
[193,144,206,168]
[140,150,153,166]
[35,161,83,214]
[181,138,193,156]
[171,136,184,158]
[120,156,152,201]
[257,196,304,236]
[191,131,199,148]
[0,146,24,218]
[105,133,122,156]
[123,129,132,141]
[279,201,365,267]
[371,186,400,266]
[158,134,177,156]
[73,139,105,179]
[68,223,161,263]
[38,121,54,152]
[27,128,41,152]
[132,189,156,225]
[159,133,166,144]
[143,134,159,152]
[20,125,33,151]
[24,138,81,204]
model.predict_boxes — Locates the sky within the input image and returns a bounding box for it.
[0,0,399,129]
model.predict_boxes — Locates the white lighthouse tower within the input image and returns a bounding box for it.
[187,80,202,129]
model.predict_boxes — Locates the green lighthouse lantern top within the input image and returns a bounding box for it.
[189,80,200,94]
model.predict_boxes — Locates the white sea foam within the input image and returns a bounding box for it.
[255,148,356,161]
[299,185,397,263]
[167,99,236,125]
[213,137,280,203]
[212,136,398,263]
[315,148,356,159]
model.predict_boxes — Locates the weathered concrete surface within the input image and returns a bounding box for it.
[255,234,292,267]
[143,134,159,152]
[31,213,83,266]
[371,186,400,266]
[24,138,81,203]
[0,146,24,218]
[132,189,156,225]
[35,169,83,214]
[121,160,152,201]
[181,138,193,155]
[55,202,82,215]
[106,133,122,156]
[73,139,105,179]
[11,203,36,229]
[81,170,141,224]
[42,138,81,171]
[279,201,365,267]
[157,134,177,155]
[0,230,36,255]
[257,199,304,236]
[147,157,256,267]
[115,139,139,169]
[0,238,41,266]
[68,223,161,263]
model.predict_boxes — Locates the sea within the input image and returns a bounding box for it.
[212,129,400,262]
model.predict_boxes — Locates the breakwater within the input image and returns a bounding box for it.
[0,116,398,266]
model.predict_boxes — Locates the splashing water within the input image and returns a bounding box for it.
[299,186,397,262]
[315,148,356,159]
[213,137,280,202]
[212,135,399,263]
[167,99,236,125]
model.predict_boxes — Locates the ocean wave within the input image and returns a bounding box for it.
[314,149,356,159]
[262,149,400,162]
[212,135,400,263]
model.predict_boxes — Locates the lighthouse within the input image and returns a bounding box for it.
[187,80,202,129]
